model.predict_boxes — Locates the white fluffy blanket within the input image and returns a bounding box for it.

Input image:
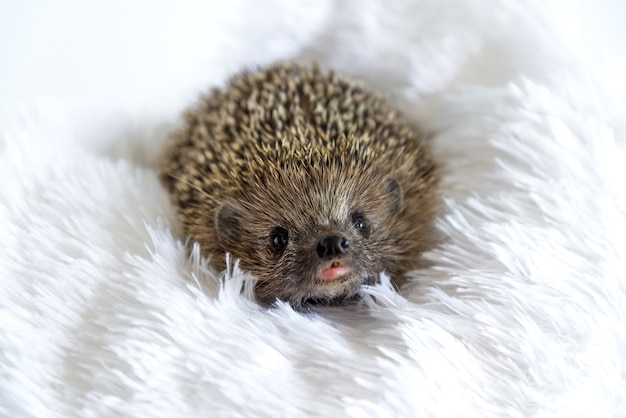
[2,1,626,416]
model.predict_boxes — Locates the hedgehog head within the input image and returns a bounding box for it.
[212,132,432,307]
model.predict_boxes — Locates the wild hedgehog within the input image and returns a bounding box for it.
[159,62,438,308]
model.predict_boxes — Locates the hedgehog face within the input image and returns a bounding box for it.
[215,165,407,308]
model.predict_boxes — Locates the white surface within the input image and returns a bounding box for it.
[1,0,626,416]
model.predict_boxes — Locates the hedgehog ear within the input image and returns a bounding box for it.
[216,202,246,244]
[386,178,403,214]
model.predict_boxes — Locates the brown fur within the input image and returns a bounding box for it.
[159,62,438,308]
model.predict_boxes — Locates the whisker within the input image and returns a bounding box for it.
[367,237,417,246]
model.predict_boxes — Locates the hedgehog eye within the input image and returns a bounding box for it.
[351,213,366,232]
[270,227,289,253]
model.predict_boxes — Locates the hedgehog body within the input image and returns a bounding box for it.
[160,62,438,307]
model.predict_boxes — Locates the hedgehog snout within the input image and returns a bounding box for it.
[315,233,350,260]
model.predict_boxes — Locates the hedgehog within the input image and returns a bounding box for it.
[159,62,438,308]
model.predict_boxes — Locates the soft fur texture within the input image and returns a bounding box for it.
[1,0,626,416]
